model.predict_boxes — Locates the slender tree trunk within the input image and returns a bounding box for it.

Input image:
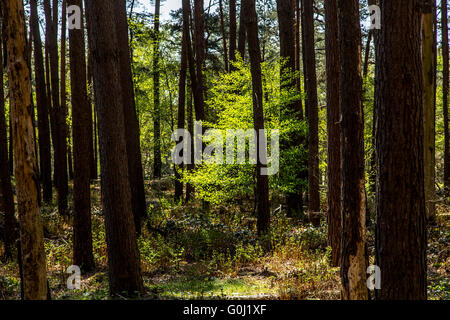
[175,30,188,202]
[185,85,195,202]
[85,0,143,296]
[44,0,68,216]
[324,0,341,268]
[375,0,427,300]
[0,23,17,260]
[194,0,206,118]
[302,0,320,224]
[219,0,228,72]
[337,0,368,300]
[68,0,95,272]
[443,0,450,194]
[229,0,237,68]
[1,0,48,299]
[153,0,162,179]
[237,0,247,60]
[112,0,148,235]
[245,0,270,236]
[30,0,52,203]
[422,0,436,222]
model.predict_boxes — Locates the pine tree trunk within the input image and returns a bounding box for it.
[30,0,52,203]
[153,0,162,179]
[113,0,148,234]
[337,0,368,300]
[245,0,270,236]
[68,0,95,272]
[237,0,247,60]
[85,0,143,296]
[1,0,48,299]
[0,23,17,260]
[375,0,427,300]
[422,0,436,222]
[442,0,449,194]
[302,0,320,224]
[324,0,341,268]
[229,0,237,68]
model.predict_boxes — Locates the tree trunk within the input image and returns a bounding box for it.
[229,0,237,68]
[1,0,48,299]
[44,0,68,216]
[324,0,341,268]
[85,0,143,296]
[175,30,188,202]
[153,0,162,179]
[0,22,17,260]
[245,0,270,236]
[237,0,247,60]
[112,0,148,235]
[194,0,206,119]
[443,0,450,194]
[337,0,368,300]
[68,0,95,272]
[375,0,427,300]
[302,0,319,224]
[30,0,52,203]
[422,0,436,222]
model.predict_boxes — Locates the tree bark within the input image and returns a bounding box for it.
[1,0,48,299]
[85,0,143,296]
[68,0,95,272]
[112,0,148,235]
[302,0,320,224]
[219,0,229,72]
[153,0,162,179]
[375,0,427,300]
[30,0,52,203]
[337,0,368,300]
[422,0,436,222]
[229,0,237,68]
[245,0,270,236]
[324,0,341,268]
[443,0,450,194]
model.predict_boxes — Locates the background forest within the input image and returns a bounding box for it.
[0,0,449,300]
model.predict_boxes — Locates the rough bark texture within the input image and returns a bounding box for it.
[85,0,143,296]
[194,0,206,120]
[238,0,247,60]
[219,0,228,72]
[68,0,95,272]
[30,0,52,203]
[0,22,17,260]
[422,0,436,222]
[245,0,270,236]
[443,0,449,193]
[302,0,320,223]
[375,0,427,300]
[153,0,162,179]
[113,0,147,235]
[1,0,48,299]
[337,0,368,300]
[324,0,341,268]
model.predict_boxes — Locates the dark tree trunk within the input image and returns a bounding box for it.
[443,0,449,194]
[175,30,187,202]
[337,0,368,300]
[324,0,341,268]
[1,0,48,299]
[237,0,247,60]
[375,0,427,300]
[0,23,17,260]
[185,86,195,203]
[85,0,143,296]
[68,0,95,272]
[44,0,68,216]
[302,0,320,223]
[112,0,148,235]
[245,0,270,236]
[229,0,237,67]
[194,0,206,119]
[153,0,162,179]
[277,0,304,218]
[30,0,52,203]
[219,0,228,72]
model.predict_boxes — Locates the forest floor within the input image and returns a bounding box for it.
[0,178,449,300]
